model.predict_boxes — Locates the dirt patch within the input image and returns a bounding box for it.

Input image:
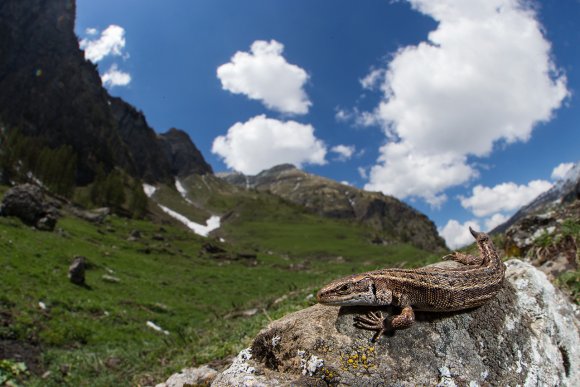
[0,339,44,375]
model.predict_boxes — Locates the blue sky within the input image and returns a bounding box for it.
[76,0,580,248]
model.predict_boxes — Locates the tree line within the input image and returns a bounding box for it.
[0,128,148,218]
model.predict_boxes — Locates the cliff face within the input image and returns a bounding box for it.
[219,165,447,252]
[0,0,210,184]
[109,97,174,183]
[158,128,213,177]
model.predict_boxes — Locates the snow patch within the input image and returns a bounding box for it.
[143,183,157,197]
[158,204,220,237]
[175,179,196,205]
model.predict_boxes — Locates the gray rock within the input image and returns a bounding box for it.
[0,184,58,231]
[68,256,86,286]
[156,365,218,387]
[69,206,110,223]
[211,260,579,386]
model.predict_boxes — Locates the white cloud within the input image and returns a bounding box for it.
[460,180,552,217]
[358,167,368,179]
[366,142,476,207]
[85,27,98,36]
[551,162,574,180]
[484,213,509,231]
[101,64,131,88]
[334,107,378,127]
[217,40,311,114]
[364,0,568,205]
[360,68,385,90]
[80,25,127,63]
[335,108,351,123]
[439,219,481,249]
[331,145,355,161]
[212,115,326,175]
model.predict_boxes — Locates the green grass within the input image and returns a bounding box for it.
[0,183,439,385]
[5,173,577,385]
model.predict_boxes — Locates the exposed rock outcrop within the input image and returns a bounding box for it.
[156,365,219,387]
[109,97,174,184]
[0,184,58,230]
[159,128,213,177]
[502,200,579,284]
[219,165,446,252]
[210,260,579,386]
[0,0,211,185]
[68,256,86,285]
[493,161,580,234]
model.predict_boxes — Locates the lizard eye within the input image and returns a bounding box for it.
[337,284,351,294]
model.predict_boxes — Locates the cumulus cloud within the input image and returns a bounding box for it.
[366,142,475,207]
[364,0,568,205]
[217,40,311,114]
[331,145,356,161]
[460,180,552,217]
[358,167,368,179]
[85,27,98,36]
[439,219,481,249]
[80,25,127,63]
[212,115,326,174]
[334,107,379,127]
[360,68,385,90]
[101,64,131,88]
[551,162,575,180]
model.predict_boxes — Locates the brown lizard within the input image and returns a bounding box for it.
[316,227,505,341]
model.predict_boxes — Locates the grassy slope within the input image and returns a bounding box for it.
[0,181,439,385]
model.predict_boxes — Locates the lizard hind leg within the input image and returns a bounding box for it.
[442,251,483,266]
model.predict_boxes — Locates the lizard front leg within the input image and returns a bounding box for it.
[354,306,415,341]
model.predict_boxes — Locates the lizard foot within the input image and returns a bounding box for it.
[354,311,387,342]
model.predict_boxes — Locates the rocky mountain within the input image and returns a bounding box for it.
[219,164,446,252]
[0,0,445,255]
[493,161,580,234]
[158,128,213,177]
[490,162,580,295]
[0,0,210,185]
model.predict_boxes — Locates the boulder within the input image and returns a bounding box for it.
[211,260,579,386]
[68,256,86,286]
[156,365,218,387]
[0,184,59,231]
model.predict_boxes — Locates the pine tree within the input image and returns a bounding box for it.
[129,180,148,218]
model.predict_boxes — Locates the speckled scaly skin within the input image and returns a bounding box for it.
[316,227,505,341]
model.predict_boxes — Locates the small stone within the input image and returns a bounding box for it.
[68,256,86,285]
[102,274,120,283]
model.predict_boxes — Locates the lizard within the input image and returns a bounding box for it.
[316,227,505,341]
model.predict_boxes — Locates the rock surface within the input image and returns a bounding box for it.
[0,0,211,185]
[0,184,58,230]
[211,260,579,386]
[219,165,446,252]
[493,161,580,234]
[158,128,213,177]
[156,365,218,387]
[68,256,86,285]
[502,200,579,282]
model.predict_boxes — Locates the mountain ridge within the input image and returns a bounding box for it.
[219,164,447,252]
[492,161,580,234]
[0,0,211,185]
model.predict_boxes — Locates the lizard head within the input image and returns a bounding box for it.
[316,274,391,306]
[469,226,490,243]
